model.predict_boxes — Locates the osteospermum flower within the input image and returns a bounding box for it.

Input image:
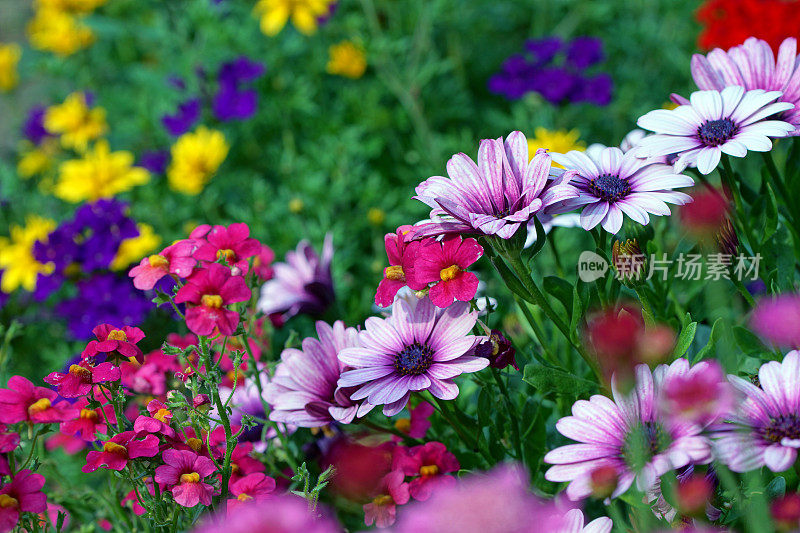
[167,126,229,195]
[253,0,336,36]
[43,92,106,151]
[44,359,120,398]
[636,87,795,174]
[337,296,488,416]
[154,449,217,507]
[375,225,422,308]
[0,376,78,425]
[409,236,483,308]
[413,131,579,239]
[690,37,800,135]
[0,470,47,532]
[82,324,145,364]
[544,359,713,500]
[128,240,196,290]
[82,431,160,472]
[267,320,374,426]
[714,350,800,472]
[548,145,694,233]
[0,215,55,293]
[193,223,261,275]
[174,263,251,336]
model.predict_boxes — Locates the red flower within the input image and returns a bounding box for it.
[0,376,78,425]
[394,402,435,440]
[408,236,483,308]
[133,399,176,438]
[129,240,197,290]
[154,449,217,507]
[392,442,459,501]
[121,477,156,516]
[45,433,86,454]
[44,360,120,398]
[60,398,117,441]
[375,225,423,307]
[174,263,251,336]
[228,472,276,512]
[0,470,47,532]
[253,244,276,281]
[697,0,800,54]
[83,431,160,472]
[363,470,410,528]
[82,324,146,364]
[193,223,261,275]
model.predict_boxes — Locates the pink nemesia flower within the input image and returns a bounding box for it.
[44,360,120,398]
[193,223,261,276]
[45,433,86,454]
[363,470,409,528]
[661,360,735,427]
[133,399,176,438]
[375,225,422,307]
[82,324,146,364]
[409,236,483,308]
[60,398,117,441]
[0,425,20,469]
[393,442,459,501]
[750,294,800,348]
[174,263,251,336]
[191,494,341,533]
[155,449,217,507]
[121,478,156,516]
[37,502,70,531]
[83,431,160,472]
[395,401,435,439]
[228,473,276,512]
[0,376,79,425]
[0,469,47,532]
[253,244,275,281]
[129,240,197,290]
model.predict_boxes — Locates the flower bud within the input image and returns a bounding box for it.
[715,217,738,257]
[589,465,619,500]
[612,238,646,286]
[193,394,211,412]
[474,330,518,371]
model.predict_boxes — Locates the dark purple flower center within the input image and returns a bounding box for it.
[697,118,738,147]
[395,342,434,376]
[760,414,800,443]
[587,174,631,203]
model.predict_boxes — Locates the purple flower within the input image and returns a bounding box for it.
[217,374,292,452]
[690,37,800,135]
[544,359,714,500]
[714,350,800,472]
[22,107,50,145]
[567,37,604,69]
[525,37,563,64]
[218,57,265,86]
[570,73,613,106]
[531,67,577,104]
[213,57,265,122]
[412,131,579,239]
[138,150,169,174]
[162,99,201,136]
[337,296,488,416]
[257,234,334,321]
[266,320,374,427]
[750,294,800,348]
[549,146,694,234]
[191,494,341,533]
[636,87,795,175]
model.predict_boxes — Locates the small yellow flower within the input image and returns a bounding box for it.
[0,43,21,92]
[527,127,585,168]
[54,140,150,202]
[27,8,94,56]
[35,0,107,13]
[17,140,59,178]
[327,41,367,79]
[288,198,304,213]
[367,207,385,226]
[253,0,335,36]
[44,92,107,152]
[663,101,679,110]
[167,127,229,195]
[0,216,56,293]
[111,223,161,270]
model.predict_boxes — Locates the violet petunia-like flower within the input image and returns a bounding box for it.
[337,296,488,416]
[412,131,579,239]
[689,37,800,135]
[266,320,374,427]
[257,234,334,321]
[713,350,800,473]
[162,99,201,136]
[544,359,714,500]
[549,146,694,234]
[636,87,795,174]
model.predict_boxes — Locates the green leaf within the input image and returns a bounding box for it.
[542,276,573,320]
[694,317,724,362]
[569,285,582,343]
[766,476,786,500]
[762,183,779,244]
[672,321,697,358]
[732,326,767,356]
[522,364,596,398]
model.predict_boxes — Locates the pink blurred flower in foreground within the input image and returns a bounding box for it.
[545,359,713,500]
[338,297,488,416]
[714,350,800,472]
[191,494,341,533]
[750,294,800,348]
[155,449,217,507]
[413,132,579,239]
[375,225,422,307]
[193,223,261,275]
[44,360,120,398]
[128,240,196,290]
[0,376,78,425]
[409,236,483,308]
[228,472,276,512]
[83,431,160,472]
[661,360,735,427]
[175,263,251,336]
[364,470,409,528]
[0,469,47,532]
[393,442,459,501]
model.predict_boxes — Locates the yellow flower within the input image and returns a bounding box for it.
[54,140,150,202]
[367,207,385,226]
[327,41,367,79]
[167,127,229,195]
[35,0,106,13]
[663,101,679,110]
[253,0,335,36]
[44,92,107,152]
[0,43,21,92]
[0,216,56,293]
[527,127,585,168]
[27,8,94,56]
[111,223,161,270]
[17,140,59,178]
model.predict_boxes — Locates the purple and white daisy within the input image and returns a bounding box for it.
[713,350,800,473]
[562,508,613,533]
[257,234,334,322]
[548,146,694,234]
[544,359,713,500]
[689,37,800,135]
[636,87,795,174]
[337,296,488,416]
[266,320,374,427]
[412,131,579,239]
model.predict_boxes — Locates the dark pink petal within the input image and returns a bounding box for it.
[92,363,121,384]
[448,271,480,302]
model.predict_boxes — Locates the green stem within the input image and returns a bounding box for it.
[200,336,234,504]
[514,297,560,368]
[490,368,523,463]
[719,155,756,252]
